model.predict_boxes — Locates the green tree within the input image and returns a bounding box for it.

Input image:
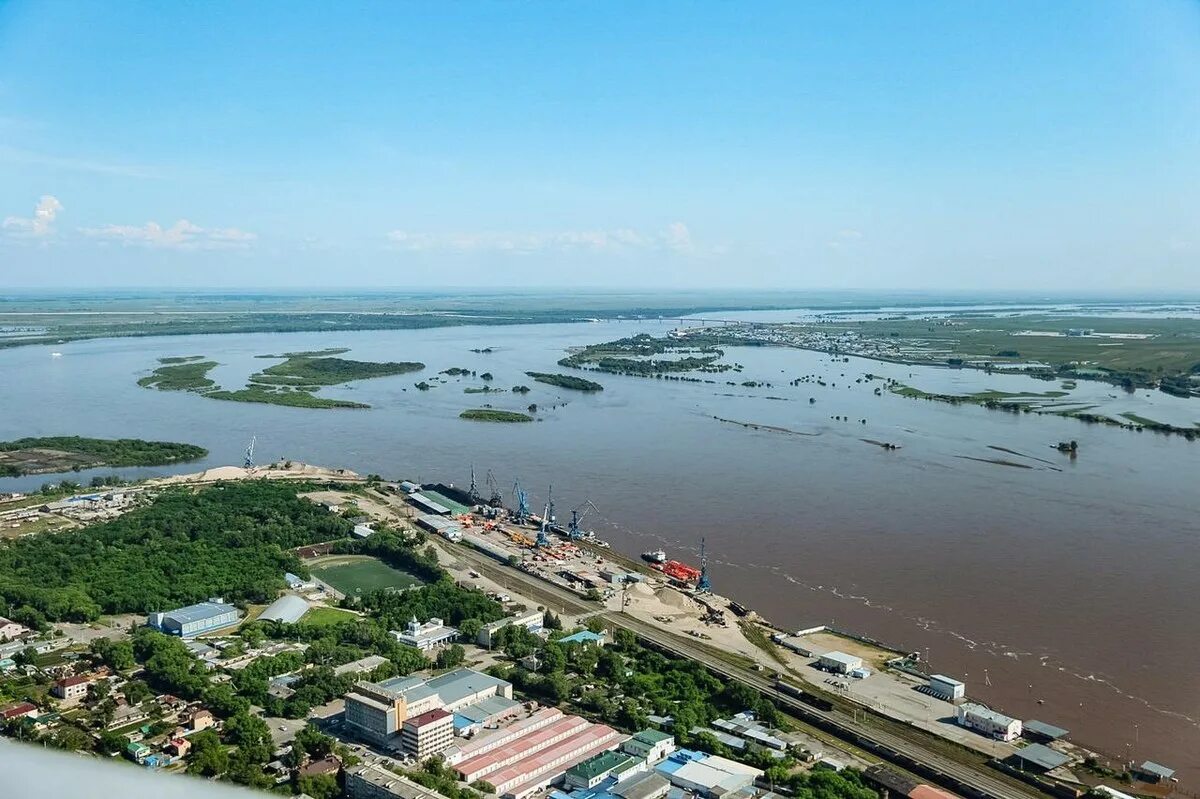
[97,729,127,755]
[297,774,340,799]
[458,618,482,641]
[187,730,229,777]
[436,644,466,670]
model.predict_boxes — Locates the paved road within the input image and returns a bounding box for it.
[443,538,1045,799]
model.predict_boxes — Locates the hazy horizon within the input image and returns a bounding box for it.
[2,1,1198,291]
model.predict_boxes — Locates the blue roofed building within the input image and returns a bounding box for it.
[559,630,606,647]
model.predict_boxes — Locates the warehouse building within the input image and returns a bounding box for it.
[564,751,645,790]
[147,601,241,638]
[345,669,514,746]
[258,594,310,624]
[408,493,451,516]
[478,608,545,648]
[654,749,761,799]
[1008,744,1070,773]
[817,651,862,674]
[956,703,1021,742]
[927,675,965,701]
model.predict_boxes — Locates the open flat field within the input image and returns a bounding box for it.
[829,315,1200,375]
[301,606,360,626]
[309,555,422,595]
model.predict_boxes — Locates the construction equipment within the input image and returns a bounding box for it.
[567,500,599,540]
[485,469,503,507]
[243,436,256,469]
[506,528,535,547]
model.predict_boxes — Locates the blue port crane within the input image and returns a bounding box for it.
[536,485,555,547]
[512,479,530,523]
[243,436,256,469]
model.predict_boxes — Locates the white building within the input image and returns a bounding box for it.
[0,618,29,641]
[392,616,459,651]
[817,651,863,674]
[354,523,375,538]
[477,608,545,648]
[956,703,1021,741]
[622,729,676,763]
[928,674,965,701]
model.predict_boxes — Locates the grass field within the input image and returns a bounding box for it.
[302,606,360,626]
[310,556,423,595]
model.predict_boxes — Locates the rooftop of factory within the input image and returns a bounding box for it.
[454,695,521,724]
[559,630,605,645]
[406,708,453,728]
[929,674,964,687]
[160,600,238,623]
[378,667,510,708]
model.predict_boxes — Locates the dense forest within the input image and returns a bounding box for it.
[0,481,350,624]
[255,355,424,386]
[0,436,208,477]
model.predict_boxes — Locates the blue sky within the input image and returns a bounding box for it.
[1,1,1197,290]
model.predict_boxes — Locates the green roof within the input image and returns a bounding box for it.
[633,729,673,745]
[126,741,149,754]
[568,751,638,781]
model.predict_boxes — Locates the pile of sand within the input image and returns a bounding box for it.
[655,588,694,609]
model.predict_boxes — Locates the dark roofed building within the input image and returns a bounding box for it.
[1009,744,1070,773]
[1022,720,1069,743]
[864,765,922,798]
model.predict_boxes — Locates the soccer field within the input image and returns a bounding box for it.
[310,556,422,595]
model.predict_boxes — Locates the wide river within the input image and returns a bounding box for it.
[2,317,1198,777]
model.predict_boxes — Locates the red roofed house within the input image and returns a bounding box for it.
[167,737,191,757]
[401,707,454,759]
[0,702,38,721]
[53,675,93,702]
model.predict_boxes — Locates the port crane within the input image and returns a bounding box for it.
[512,479,530,524]
[485,469,503,507]
[536,485,555,548]
[568,499,599,540]
[243,436,256,469]
[697,537,712,593]
[467,465,480,504]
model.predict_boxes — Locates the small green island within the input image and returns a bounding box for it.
[138,352,426,409]
[524,371,604,392]
[459,408,535,423]
[0,436,208,477]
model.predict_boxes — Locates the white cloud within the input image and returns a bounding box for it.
[3,195,64,237]
[386,222,696,255]
[79,219,257,250]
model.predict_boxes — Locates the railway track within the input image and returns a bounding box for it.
[610,614,1044,799]
[436,536,1044,799]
